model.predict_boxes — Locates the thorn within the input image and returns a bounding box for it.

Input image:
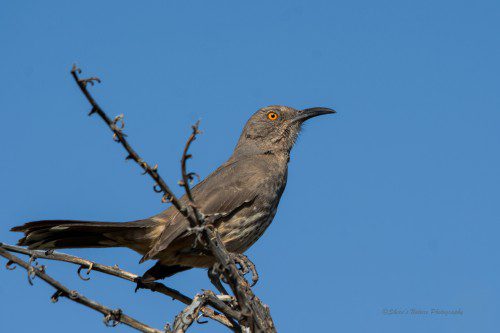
[5,260,16,270]
[187,172,200,184]
[80,77,101,86]
[69,290,79,299]
[27,256,37,285]
[153,184,163,193]
[88,106,97,116]
[140,162,149,175]
[113,114,125,129]
[71,64,81,74]
[104,309,122,327]
[77,264,91,281]
[51,290,63,303]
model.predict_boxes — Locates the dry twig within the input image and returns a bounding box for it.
[0,248,162,333]
[0,243,237,330]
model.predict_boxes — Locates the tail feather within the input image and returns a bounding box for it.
[11,220,146,250]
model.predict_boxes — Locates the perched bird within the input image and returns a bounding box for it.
[11,105,335,281]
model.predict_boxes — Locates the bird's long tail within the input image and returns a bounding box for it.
[11,220,152,251]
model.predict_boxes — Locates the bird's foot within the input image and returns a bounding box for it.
[230,253,259,286]
[188,223,215,248]
[208,264,230,295]
[134,276,150,293]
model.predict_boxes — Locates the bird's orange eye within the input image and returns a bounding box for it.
[267,112,279,121]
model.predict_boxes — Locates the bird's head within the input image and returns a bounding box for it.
[233,105,335,157]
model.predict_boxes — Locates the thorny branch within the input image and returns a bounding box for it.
[0,243,238,331]
[0,248,162,333]
[170,293,205,333]
[0,65,276,332]
[180,121,205,230]
[70,66,187,215]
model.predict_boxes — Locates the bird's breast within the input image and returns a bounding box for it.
[218,171,286,253]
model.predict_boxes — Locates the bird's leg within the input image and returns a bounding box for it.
[133,275,161,293]
[134,276,148,293]
[208,264,230,295]
[188,221,216,249]
[189,225,208,248]
[230,253,259,286]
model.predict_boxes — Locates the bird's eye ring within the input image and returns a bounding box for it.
[267,112,279,121]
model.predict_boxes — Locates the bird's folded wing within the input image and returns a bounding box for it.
[140,160,261,262]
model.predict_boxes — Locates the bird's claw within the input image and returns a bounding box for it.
[230,253,259,286]
[208,264,230,295]
[188,224,214,248]
[134,277,147,293]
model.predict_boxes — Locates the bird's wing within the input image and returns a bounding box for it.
[140,159,262,262]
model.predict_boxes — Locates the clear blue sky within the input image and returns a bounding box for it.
[1,1,499,332]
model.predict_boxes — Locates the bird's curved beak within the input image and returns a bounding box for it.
[293,107,336,122]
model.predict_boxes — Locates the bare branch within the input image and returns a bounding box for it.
[0,243,238,331]
[180,120,205,229]
[180,120,201,205]
[1,243,186,300]
[0,248,162,333]
[71,65,190,218]
[171,294,206,333]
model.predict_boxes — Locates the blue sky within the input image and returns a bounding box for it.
[1,1,499,332]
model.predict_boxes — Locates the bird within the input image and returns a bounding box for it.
[11,105,335,282]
